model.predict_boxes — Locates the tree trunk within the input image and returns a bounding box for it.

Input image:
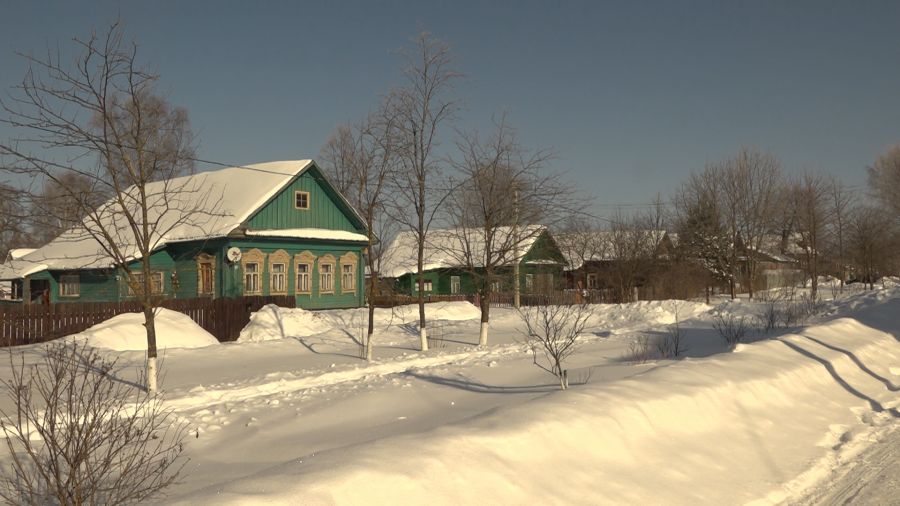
[479,292,490,346]
[366,302,375,362]
[144,306,158,393]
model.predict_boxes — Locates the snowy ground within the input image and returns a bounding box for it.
[0,282,897,504]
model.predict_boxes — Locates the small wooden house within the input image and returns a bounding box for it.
[380,225,567,296]
[0,160,369,310]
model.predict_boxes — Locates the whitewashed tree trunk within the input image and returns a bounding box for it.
[147,355,158,394]
[479,321,489,347]
[419,327,428,352]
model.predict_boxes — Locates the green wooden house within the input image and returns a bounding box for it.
[381,225,567,296]
[0,160,369,310]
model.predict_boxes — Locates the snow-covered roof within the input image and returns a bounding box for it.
[0,160,319,279]
[7,249,36,260]
[245,228,368,243]
[379,225,555,278]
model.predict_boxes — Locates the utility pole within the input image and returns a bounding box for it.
[513,189,520,308]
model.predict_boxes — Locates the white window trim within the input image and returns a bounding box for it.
[270,263,287,294]
[294,190,310,210]
[319,262,335,294]
[127,271,164,297]
[244,262,261,294]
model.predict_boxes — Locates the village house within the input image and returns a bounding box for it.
[0,160,369,310]
[380,225,567,296]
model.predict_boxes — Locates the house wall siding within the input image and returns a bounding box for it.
[247,169,360,233]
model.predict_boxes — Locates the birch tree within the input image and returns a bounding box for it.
[389,31,461,351]
[0,23,216,393]
[826,177,854,292]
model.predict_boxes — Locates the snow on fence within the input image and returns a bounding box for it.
[0,296,296,347]
[371,294,475,308]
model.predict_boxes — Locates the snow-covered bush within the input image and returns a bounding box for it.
[0,342,188,504]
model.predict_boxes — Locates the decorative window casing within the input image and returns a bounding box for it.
[339,252,358,294]
[269,249,290,295]
[197,253,216,296]
[242,248,265,295]
[294,191,310,210]
[127,271,164,296]
[294,251,315,294]
[318,254,335,294]
[59,274,80,297]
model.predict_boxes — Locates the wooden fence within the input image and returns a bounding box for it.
[371,294,475,308]
[0,296,296,347]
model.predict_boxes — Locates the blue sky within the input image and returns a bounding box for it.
[2,1,899,215]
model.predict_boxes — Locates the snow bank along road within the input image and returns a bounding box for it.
[162,290,900,505]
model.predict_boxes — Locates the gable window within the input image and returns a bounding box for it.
[294,191,310,210]
[320,263,334,293]
[244,263,261,294]
[271,263,286,293]
[127,272,164,296]
[450,276,461,294]
[59,274,80,297]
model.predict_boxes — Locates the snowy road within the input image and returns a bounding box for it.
[797,423,900,505]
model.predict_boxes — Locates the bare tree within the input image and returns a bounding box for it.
[388,31,461,351]
[0,183,32,259]
[445,115,562,346]
[518,303,595,389]
[0,341,187,504]
[868,144,900,219]
[30,173,109,244]
[848,205,892,289]
[320,103,399,361]
[727,148,784,298]
[0,23,216,392]
[826,177,854,293]
[792,172,831,299]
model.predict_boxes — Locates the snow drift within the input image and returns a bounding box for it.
[189,294,900,505]
[71,309,219,351]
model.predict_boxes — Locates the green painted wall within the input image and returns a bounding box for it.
[247,167,363,233]
[220,238,365,309]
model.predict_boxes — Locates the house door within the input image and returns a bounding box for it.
[29,279,50,304]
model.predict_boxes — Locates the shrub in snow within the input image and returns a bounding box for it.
[657,302,686,358]
[712,313,749,347]
[626,335,655,364]
[518,304,595,389]
[0,342,187,504]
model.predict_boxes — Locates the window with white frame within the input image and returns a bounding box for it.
[450,276,461,294]
[491,280,501,293]
[525,273,534,292]
[412,279,433,292]
[294,191,310,210]
[59,274,80,297]
[271,263,286,293]
[127,272,164,296]
[341,264,354,293]
[296,263,310,293]
[586,273,599,289]
[320,263,334,293]
[244,263,261,294]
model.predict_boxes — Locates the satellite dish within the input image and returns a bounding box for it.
[226,247,242,263]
